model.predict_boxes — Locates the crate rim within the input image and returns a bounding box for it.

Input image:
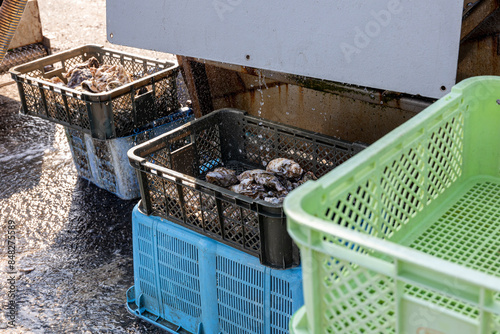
[128,108,367,209]
[284,76,500,293]
[9,44,178,101]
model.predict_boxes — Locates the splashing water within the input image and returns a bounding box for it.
[256,70,269,118]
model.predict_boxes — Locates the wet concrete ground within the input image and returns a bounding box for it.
[0,83,167,333]
[0,0,185,331]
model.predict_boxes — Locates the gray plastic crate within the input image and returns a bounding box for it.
[10,45,180,139]
[128,108,366,268]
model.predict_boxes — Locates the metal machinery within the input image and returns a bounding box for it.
[0,0,49,75]
[106,0,500,146]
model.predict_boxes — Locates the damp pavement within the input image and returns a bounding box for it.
[0,81,169,333]
[0,0,194,331]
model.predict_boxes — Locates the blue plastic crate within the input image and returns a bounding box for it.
[127,204,304,334]
[65,108,194,199]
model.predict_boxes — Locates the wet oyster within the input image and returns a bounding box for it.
[293,171,318,188]
[266,158,303,179]
[81,64,132,93]
[207,158,314,204]
[60,57,132,93]
[229,182,265,198]
[237,169,286,192]
[206,167,238,187]
[264,196,285,204]
[63,57,100,90]
[237,169,267,182]
[66,67,93,89]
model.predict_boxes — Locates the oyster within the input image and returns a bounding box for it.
[266,158,303,179]
[61,57,132,93]
[209,159,312,204]
[63,56,100,90]
[237,169,267,182]
[206,167,238,187]
[293,171,318,188]
[81,64,132,93]
[65,67,93,89]
[276,175,294,192]
[229,182,265,198]
[237,169,286,192]
[264,196,285,204]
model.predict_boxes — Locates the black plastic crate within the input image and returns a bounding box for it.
[10,45,180,139]
[128,108,366,268]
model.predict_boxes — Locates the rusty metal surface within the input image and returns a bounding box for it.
[461,0,500,41]
[199,60,424,144]
[198,58,433,114]
[457,34,500,81]
[177,56,213,118]
[210,78,418,145]
[457,0,500,80]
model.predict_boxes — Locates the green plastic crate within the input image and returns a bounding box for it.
[284,76,500,334]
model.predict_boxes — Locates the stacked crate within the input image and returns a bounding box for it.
[284,77,500,333]
[10,45,193,199]
[128,205,304,333]
[64,108,193,199]
[126,108,367,332]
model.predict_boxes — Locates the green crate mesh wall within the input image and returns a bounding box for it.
[289,83,500,333]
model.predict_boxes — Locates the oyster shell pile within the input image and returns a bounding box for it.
[48,56,132,93]
[206,158,317,204]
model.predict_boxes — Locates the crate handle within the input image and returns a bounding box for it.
[395,261,500,310]
[302,229,500,310]
[286,189,500,295]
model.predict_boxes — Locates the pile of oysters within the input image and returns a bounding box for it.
[206,158,317,204]
[48,56,132,93]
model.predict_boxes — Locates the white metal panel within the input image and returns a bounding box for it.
[107,0,463,98]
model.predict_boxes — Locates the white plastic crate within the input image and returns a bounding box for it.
[66,108,194,199]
